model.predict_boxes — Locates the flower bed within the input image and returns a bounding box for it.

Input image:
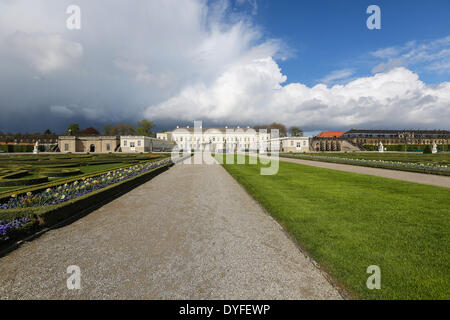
[0,217,32,241]
[280,154,450,176]
[1,159,171,211]
[0,158,173,245]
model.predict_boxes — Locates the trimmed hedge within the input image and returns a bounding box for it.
[0,145,34,153]
[0,175,49,187]
[364,144,449,152]
[0,159,163,202]
[38,168,81,177]
[0,163,172,246]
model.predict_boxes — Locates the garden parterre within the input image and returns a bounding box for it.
[0,159,171,210]
[0,154,172,244]
[280,153,450,176]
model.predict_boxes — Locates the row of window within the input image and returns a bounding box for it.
[123,140,142,147]
[290,141,308,147]
[64,143,111,151]
[174,136,269,142]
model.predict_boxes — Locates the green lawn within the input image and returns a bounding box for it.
[222,156,449,299]
[295,152,450,166]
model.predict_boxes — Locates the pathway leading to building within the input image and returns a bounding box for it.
[0,162,341,300]
[279,156,450,188]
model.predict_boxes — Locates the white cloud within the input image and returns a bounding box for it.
[371,36,450,74]
[0,0,448,133]
[318,69,355,85]
[50,105,75,117]
[146,63,450,129]
[5,32,83,74]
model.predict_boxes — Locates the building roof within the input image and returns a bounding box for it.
[344,129,450,134]
[166,126,268,134]
[317,132,345,138]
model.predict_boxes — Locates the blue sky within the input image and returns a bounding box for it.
[0,0,449,134]
[249,0,450,85]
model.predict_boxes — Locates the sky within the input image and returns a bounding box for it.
[0,0,449,135]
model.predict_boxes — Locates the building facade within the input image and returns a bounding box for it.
[58,136,120,153]
[120,136,152,153]
[342,129,450,146]
[157,126,272,152]
[58,135,175,153]
[274,137,310,153]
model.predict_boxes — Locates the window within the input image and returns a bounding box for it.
[297,142,301,148]
[303,141,307,146]
[291,141,294,146]
[64,144,69,151]
[130,142,135,148]
[138,140,141,147]
[106,144,111,151]
[124,140,127,146]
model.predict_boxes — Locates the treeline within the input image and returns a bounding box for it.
[253,123,303,137]
[64,120,155,137]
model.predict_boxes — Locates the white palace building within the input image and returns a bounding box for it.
[156,124,311,153]
[157,125,273,153]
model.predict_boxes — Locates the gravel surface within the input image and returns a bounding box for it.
[279,156,450,188]
[0,162,341,300]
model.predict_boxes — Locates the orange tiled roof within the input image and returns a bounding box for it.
[0,142,35,145]
[317,132,345,138]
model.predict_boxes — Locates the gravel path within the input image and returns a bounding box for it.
[0,162,341,300]
[280,157,450,188]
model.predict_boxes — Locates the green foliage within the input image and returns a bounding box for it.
[136,120,155,137]
[65,123,80,135]
[0,145,34,153]
[364,144,448,152]
[289,126,303,137]
[0,153,168,195]
[423,145,432,154]
[0,175,48,187]
[0,164,171,245]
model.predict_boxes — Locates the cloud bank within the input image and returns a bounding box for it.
[0,0,448,133]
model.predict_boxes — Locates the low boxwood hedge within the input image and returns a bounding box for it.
[0,163,172,246]
[0,175,49,187]
[38,168,81,177]
[0,159,163,202]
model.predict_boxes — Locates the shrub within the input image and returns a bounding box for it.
[423,145,432,154]
[0,175,49,187]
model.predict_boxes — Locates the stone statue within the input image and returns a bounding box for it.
[432,142,438,154]
[378,141,384,153]
[33,141,40,154]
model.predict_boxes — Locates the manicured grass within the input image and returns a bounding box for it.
[77,163,129,175]
[297,152,450,166]
[222,156,449,299]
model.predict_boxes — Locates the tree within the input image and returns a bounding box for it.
[66,123,80,135]
[44,129,53,135]
[289,126,303,137]
[102,125,114,135]
[253,123,287,137]
[112,123,135,135]
[79,127,100,135]
[136,120,155,137]
[423,145,432,154]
